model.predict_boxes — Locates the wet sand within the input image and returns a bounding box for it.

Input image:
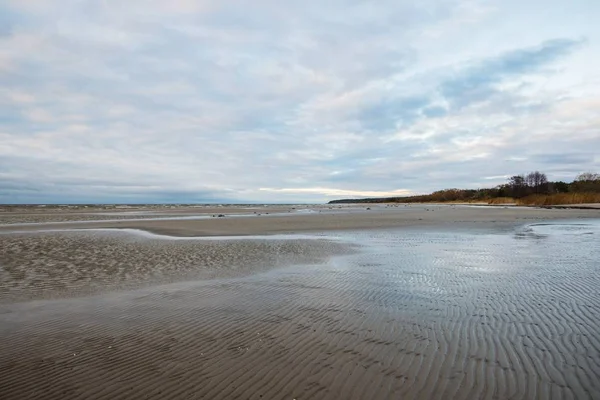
[0,205,306,225]
[1,206,600,399]
[0,230,353,303]
[2,203,600,236]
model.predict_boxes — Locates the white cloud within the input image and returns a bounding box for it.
[259,188,414,199]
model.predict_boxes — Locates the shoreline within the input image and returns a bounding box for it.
[2,203,599,237]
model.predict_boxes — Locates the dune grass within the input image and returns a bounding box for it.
[487,197,516,205]
[516,193,600,206]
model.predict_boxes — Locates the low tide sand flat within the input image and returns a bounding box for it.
[0,230,354,303]
[1,205,600,400]
[0,205,305,225]
[2,203,600,236]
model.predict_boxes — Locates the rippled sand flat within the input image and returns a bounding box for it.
[2,203,600,236]
[1,211,600,399]
[0,205,304,225]
[0,230,351,303]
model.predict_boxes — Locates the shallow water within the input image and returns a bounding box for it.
[1,221,599,399]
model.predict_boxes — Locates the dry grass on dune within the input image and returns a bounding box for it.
[516,192,600,206]
[487,197,516,204]
[484,193,600,206]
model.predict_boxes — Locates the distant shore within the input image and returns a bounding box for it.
[377,202,600,210]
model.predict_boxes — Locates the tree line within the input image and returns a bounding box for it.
[329,172,600,204]
[501,171,600,198]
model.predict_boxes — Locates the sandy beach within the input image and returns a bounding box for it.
[2,203,600,236]
[1,204,600,399]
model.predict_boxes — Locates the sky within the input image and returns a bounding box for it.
[1,0,599,204]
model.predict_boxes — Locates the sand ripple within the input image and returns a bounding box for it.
[1,222,599,399]
[0,230,352,303]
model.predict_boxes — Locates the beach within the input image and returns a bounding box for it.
[1,204,600,399]
[2,203,600,235]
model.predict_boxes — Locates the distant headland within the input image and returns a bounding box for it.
[329,171,600,206]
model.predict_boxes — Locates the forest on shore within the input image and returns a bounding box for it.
[329,172,600,206]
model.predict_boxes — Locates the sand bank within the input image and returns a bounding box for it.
[2,203,599,236]
[0,205,306,225]
[0,229,353,303]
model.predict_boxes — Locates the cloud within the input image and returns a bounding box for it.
[0,0,599,203]
[259,187,414,199]
[440,38,582,109]
[532,153,595,165]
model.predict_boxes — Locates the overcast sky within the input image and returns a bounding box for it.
[1,0,599,203]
